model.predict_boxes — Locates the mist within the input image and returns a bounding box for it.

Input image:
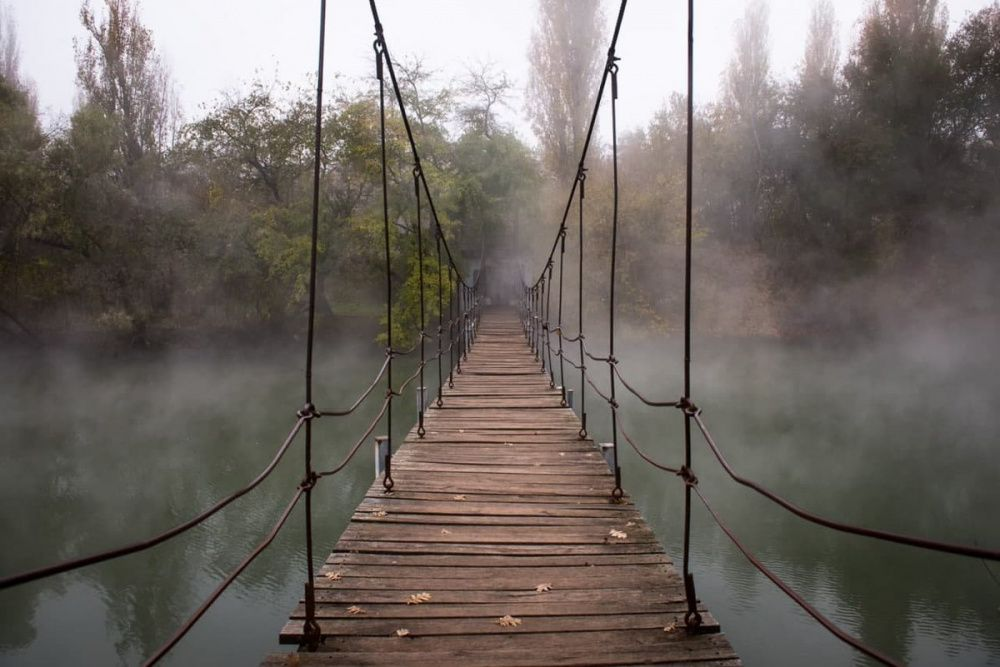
[2,0,1000,665]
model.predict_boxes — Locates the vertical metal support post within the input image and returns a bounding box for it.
[435,227,444,407]
[414,165,426,438]
[448,267,455,388]
[557,228,567,405]
[607,55,623,500]
[300,0,328,650]
[577,169,588,439]
[375,29,394,494]
[682,0,702,631]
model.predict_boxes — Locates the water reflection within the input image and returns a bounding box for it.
[0,341,419,665]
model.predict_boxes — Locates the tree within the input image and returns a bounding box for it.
[0,3,49,339]
[792,0,839,139]
[526,0,604,185]
[458,62,512,138]
[75,0,178,173]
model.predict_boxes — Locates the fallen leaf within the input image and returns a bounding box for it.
[663,622,677,633]
[534,583,552,593]
[497,614,522,627]
[559,452,566,457]
[505,442,514,447]
[407,592,432,605]
[585,452,594,457]
[625,521,636,527]
[452,494,467,501]
[459,429,465,433]
[347,605,366,615]
[440,528,453,535]
[609,529,628,540]
[395,628,410,637]
[324,571,343,581]
[372,509,387,518]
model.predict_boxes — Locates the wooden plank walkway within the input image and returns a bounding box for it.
[265,308,740,666]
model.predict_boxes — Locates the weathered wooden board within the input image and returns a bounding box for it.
[266,308,739,666]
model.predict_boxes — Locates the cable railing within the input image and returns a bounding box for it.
[517,1,1000,665]
[0,1,482,664]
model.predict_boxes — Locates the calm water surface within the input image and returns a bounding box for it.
[1,319,998,666]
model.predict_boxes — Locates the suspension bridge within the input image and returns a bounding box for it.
[2,1,999,665]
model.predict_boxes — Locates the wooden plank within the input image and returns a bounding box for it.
[268,307,738,666]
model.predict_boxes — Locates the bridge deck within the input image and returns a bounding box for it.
[266,308,739,666]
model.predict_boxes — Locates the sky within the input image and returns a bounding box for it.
[9,0,994,144]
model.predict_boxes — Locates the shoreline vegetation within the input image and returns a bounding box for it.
[2,0,998,351]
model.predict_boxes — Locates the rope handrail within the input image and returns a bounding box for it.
[142,486,306,666]
[691,485,900,667]
[0,417,306,590]
[692,413,1000,561]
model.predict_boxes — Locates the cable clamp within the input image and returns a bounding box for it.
[677,396,701,417]
[677,465,699,487]
[299,470,319,492]
[297,403,320,420]
[607,355,618,365]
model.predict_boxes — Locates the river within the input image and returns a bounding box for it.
[1,317,998,665]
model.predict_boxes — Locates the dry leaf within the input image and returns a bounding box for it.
[458,429,465,433]
[372,509,387,518]
[440,528,452,535]
[497,614,522,627]
[534,583,552,593]
[406,592,432,605]
[505,442,514,447]
[347,605,366,615]
[323,570,343,581]
[395,628,410,637]
[559,452,566,457]
[625,521,636,527]
[452,494,467,501]
[663,622,677,633]
[609,529,628,540]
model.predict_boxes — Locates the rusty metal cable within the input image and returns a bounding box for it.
[692,413,1000,561]
[143,486,306,666]
[691,485,900,666]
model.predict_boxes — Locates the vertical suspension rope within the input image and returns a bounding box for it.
[681,0,702,630]
[414,165,426,437]
[607,54,623,500]
[557,227,567,405]
[577,168,588,439]
[545,260,555,387]
[300,0,327,650]
[448,266,455,388]
[435,226,444,407]
[375,31,394,492]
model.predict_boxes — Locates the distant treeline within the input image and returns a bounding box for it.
[1,0,998,345]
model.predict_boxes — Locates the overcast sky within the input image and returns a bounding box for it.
[10,0,994,143]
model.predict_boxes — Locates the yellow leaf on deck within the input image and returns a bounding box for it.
[625,521,636,527]
[406,592,432,605]
[372,509,387,518]
[323,571,343,581]
[395,628,410,637]
[347,605,366,615]
[497,614,522,627]
[664,622,677,633]
[452,495,467,501]
[609,529,627,540]
[534,583,552,593]
[440,528,452,535]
